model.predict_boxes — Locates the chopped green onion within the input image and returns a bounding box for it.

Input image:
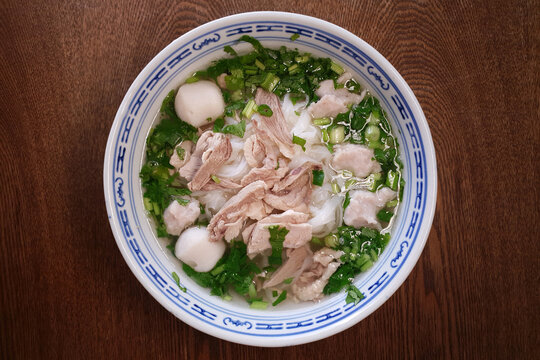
[242,99,257,118]
[288,64,300,74]
[368,140,384,149]
[225,74,244,90]
[324,234,339,248]
[171,272,187,293]
[143,197,153,212]
[312,169,324,186]
[386,199,399,208]
[311,237,324,246]
[185,76,199,83]
[345,179,357,188]
[260,73,280,92]
[330,61,344,75]
[272,290,278,297]
[250,301,268,309]
[210,264,225,276]
[313,117,331,126]
[329,126,345,144]
[331,182,341,194]
[365,125,381,142]
[360,260,373,272]
[321,128,330,142]
[355,253,371,267]
[257,104,273,117]
[342,170,353,177]
[272,290,287,306]
[377,209,394,222]
[290,33,300,41]
[248,283,257,299]
[292,135,306,151]
[283,277,293,284]
[211,174,221,184]
[369,249,379,261]
[222,294,232,301]
[255,59,265,70]
[386,170,399,190]
[295,54,310,63]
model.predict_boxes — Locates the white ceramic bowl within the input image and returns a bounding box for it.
[104,11,437,346]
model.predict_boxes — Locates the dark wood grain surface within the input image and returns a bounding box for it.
[1,0,538,358]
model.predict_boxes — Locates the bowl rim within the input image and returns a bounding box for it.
[104,11,437,346]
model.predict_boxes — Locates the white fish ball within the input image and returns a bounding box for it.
[174,226,225,272]
[174,80,225,128]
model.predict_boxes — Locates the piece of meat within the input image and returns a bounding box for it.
[243,135,266,168]
[162,199,201,236]
[272,161,318,192]
[187,132,232,191]
[240,165,289,187]
[315,79,364,104]
[343,187,397,229]
[331,143,382,178]
[258,210,309,224]
[308,94,348,119]
[199,178,242,191]
[244,200,273,221]
[291,247,343,301]
[169,141,193,170]
[263,245,313,288]
[207,180,267,242]
[263,162,320,213]
[241,130,290,188]
[312,248,344,266]
[178,131,213,181]
[254,88,295,158]
[243,210,312,257]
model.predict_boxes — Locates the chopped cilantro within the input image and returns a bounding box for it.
[267,225,289,267]
[213,117,246,138]
[224,45,237,56]
[312,169,324,186]
[345,284,364,305]
[290,33,300,41]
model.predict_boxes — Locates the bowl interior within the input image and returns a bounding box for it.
[104,11,436,346]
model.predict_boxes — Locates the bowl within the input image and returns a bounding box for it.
[103,11,437,346]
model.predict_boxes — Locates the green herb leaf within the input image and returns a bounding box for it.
[377,209,394,222]
[224,45,237,56]
[213,118,246,138]
[312,169,324,186]
[267,225,289,267]
[290,33,300,41]
[345,284,364,305]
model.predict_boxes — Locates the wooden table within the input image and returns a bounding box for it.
[1,1,538,358]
